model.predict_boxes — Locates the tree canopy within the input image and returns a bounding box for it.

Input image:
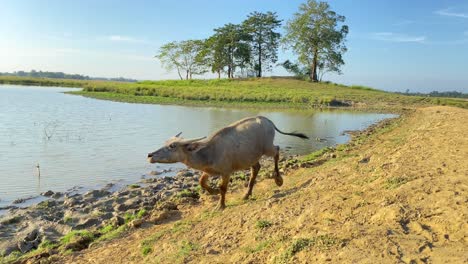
[283,0,348,82]
[242,11,282,77]
[155,40,207,80]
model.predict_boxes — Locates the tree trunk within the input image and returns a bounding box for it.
[176,67,183,80]
[217,70,220,79]
[227,66,231,79]
[186,70,189,80]
[310,48,319,82]
[257,44,262,78]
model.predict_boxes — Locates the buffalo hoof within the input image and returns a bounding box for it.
[213,203,226,211]
[274,176,283,187]
[206,188,220,195]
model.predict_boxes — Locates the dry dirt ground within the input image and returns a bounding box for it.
[62,106,467,264]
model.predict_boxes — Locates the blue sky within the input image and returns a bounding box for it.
[0,0,467,92]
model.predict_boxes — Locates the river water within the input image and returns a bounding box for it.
[0,85,395,207]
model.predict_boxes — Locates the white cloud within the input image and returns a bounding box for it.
[372,32,426,43]
[435,8,468,18]
[107,35,147,43]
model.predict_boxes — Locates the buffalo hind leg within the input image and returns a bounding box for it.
[273,146,283,186]
[199,172,220,195]
[243,162,261,200]
[215,175,230,211]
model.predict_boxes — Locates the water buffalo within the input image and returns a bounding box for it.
[147,116,308,210]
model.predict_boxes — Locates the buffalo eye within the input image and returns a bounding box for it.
[169,143,176,149]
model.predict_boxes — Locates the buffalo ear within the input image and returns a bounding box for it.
[185,142,205,152]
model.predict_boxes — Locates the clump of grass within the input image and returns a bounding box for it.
[63,216,74,224]
[275,235,343,263]
[141,246,152,256]
[176,189,200,199]
[200,210,221,220]
[128,184,140,189]
[353,191,364,196]
[136,208,148,219]
[124,212,136,223]
[36,200,55,209]
[140,230,167,256]
[171,220,194,234]
[244,240,272,253]
[177,240,199,259]
[256,220,273,229]
[0,250,22,262]
[38,239,58,250]
[99,224,115,235]
[60,230,95,245]
[384,176,408,189]
[301,147,332,162]
[96,225,128,243]
[0,216,21,225]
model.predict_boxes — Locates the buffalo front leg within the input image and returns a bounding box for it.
[215,175,230,211]
[243,162,261,200]
[199,172,220,195]
[274,146,283,186]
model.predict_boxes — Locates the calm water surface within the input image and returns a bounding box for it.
[0,85,395,206]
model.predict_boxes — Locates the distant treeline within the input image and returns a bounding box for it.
[0,70,137,82]
[397,91,468,99]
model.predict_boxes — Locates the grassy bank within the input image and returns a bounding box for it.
[1,76,467,109]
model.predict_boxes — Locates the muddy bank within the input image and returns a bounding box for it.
[0,169,199,257]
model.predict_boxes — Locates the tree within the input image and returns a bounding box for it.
[155,40,208,80]
[201,36,228,79]
[211,23,251,78]
[242,11,282,77]
[283,0,348,82]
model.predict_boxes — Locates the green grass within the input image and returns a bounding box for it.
[244,240,272,253]
[140,230,168,256]
[2,76,466,109]
[176,189,200,199]
[301,147,333,162]
[275,235,343,263]
[60,230,95,245]
[95,225,128,243]
[176,240,199,259]
[384,176,409,189]
[256,220,273,229]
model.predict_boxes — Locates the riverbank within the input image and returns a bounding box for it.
[0,109,399,263]
[48,106,466,263]
[1,76,466,110]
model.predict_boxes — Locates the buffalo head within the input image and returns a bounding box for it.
[147,132,206,164]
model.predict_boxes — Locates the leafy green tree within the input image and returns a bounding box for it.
[211,23,251,78]
[200,36,228,79]
[155,40,208,80]
[242,11,282,77]
[283,0,348,82]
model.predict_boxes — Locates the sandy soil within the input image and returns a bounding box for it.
[59,106,467,264]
